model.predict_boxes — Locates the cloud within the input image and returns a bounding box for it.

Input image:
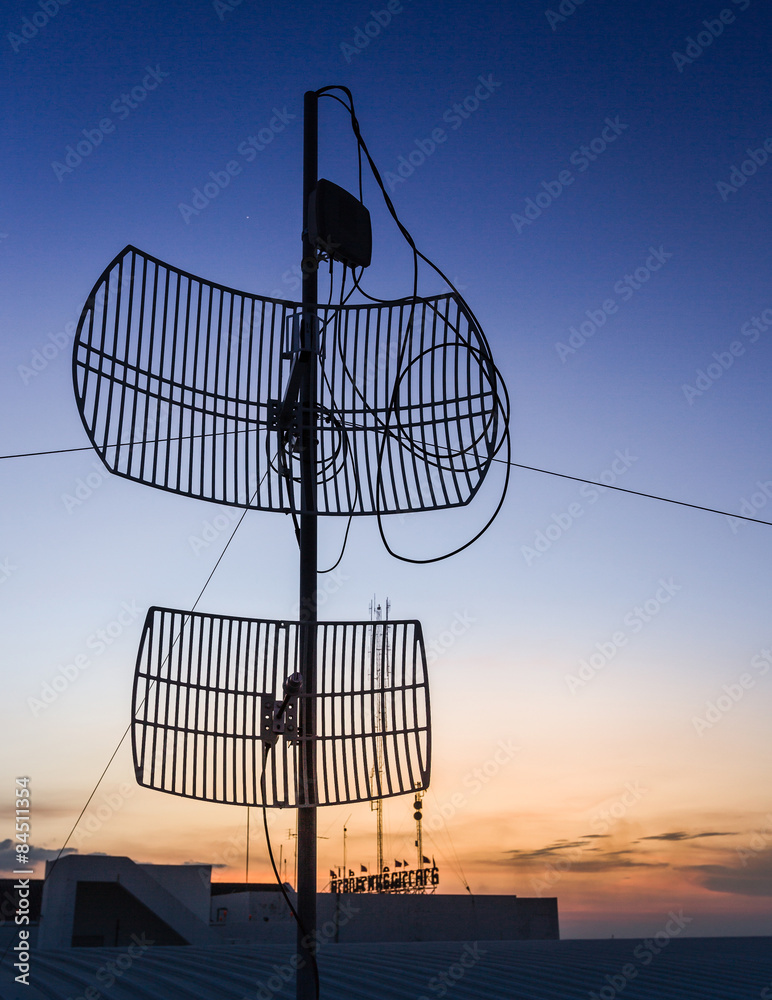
[684,848,772,897]
[0,839,77,874]
[506,839,591,860]
[566,856,664,873]
[0,804,73,822]
[637,831,735,842]
[501,839,666,873]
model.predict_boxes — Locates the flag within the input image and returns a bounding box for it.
[403,860,409,867]
[329,869,336,878]
[394,859,402,867]
[360,865,367,872]
[422,856,431,864]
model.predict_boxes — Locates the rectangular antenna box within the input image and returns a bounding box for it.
[308,178,372,268]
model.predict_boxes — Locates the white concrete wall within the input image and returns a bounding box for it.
[210,890,297,945]
[139,863,211,922]
[208,891,558,944]
[38,856,213,949]
[39,855,558,949]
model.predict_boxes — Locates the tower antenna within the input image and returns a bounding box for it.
[71,85,507,1000]
[369,596,390,881]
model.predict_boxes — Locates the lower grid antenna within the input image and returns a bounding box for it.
[132,608,430,808]
[71,88,507,1000]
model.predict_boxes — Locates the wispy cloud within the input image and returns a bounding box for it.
[0,838,76,873]
[684,849,772,898]
[506,839,590,860]
[637,831,735,842]
[0,803,75,821]
[502,839,667,873]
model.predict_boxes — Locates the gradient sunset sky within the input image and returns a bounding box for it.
[2,0,772,939]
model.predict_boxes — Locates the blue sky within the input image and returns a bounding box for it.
[2,0,772,937]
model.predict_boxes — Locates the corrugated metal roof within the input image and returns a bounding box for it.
[2,937,771,1000]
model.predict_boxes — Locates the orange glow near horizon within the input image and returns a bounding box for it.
[13,722,772,939]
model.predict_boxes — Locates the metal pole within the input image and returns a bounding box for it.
[296,88,318,1000]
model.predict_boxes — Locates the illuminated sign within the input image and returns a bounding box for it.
[330,866,439,894]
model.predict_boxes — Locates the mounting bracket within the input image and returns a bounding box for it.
[260,691,299,747]
[271,348,314,432]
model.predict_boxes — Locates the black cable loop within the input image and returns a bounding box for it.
[315,84,512,561]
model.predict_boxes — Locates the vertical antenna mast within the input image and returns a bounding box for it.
[369,597,390,880]
[296,88,319,1000]
[415,787,425,878]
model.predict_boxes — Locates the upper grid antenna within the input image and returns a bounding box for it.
[71,87,508,1000]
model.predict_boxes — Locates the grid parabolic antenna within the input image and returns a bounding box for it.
[131,607,430,808]
[73,244,504,516]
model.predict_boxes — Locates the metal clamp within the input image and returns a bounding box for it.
[260,673,302,746]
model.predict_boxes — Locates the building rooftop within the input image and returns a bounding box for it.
[2,937,771,999]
